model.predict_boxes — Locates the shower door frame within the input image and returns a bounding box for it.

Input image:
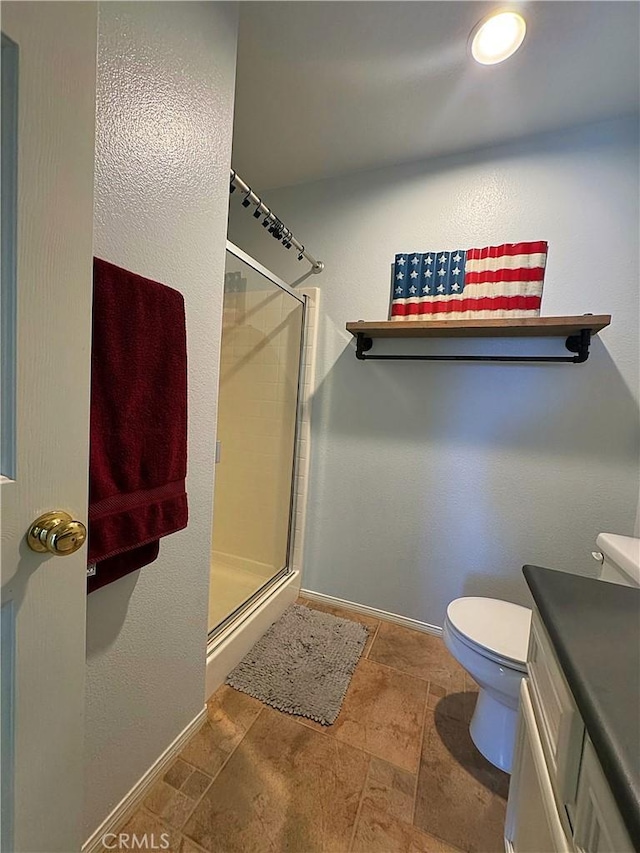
[207,241,307,641]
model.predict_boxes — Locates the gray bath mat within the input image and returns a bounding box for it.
[226,603,368,725]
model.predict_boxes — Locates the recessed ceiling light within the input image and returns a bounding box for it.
[470,11,527,65]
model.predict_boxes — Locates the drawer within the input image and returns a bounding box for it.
[573,738,633,853]
[528,612,584,815]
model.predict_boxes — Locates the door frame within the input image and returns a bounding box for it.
[226,241,306,305]
[207,242,308,640]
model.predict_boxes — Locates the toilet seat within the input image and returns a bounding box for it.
[446,620,528,672]
[445,597,531,670]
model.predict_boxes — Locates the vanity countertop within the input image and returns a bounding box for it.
[523,565,640,848]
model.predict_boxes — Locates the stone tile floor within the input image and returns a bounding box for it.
[104,598,509,852]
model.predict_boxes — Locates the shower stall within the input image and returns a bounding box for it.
[208,244,306,638]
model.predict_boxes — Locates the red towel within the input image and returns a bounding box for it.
[88,258,188,593]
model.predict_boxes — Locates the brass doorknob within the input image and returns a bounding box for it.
[27,511,87,556]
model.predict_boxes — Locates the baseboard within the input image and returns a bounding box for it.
[300,588,443,637]
[82,707,207,853]
[205,570,300,700]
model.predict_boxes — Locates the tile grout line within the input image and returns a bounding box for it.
[415,821,470,853]
[172,778,213,839]
[179,706,266,845]
[364,621,380,658]
[303,599,465,689]
[408,686,479,853]
[130,806,183,848]
[411,680,432,828]
[346,754,372,853]
[331,672,468,853]
[289,711,419,777]
[177,834,209,853]
[412,823,470,853]
[301,599,461,682]
[140,780,207,843]
[358,654,470,710]
[362,654,435,683]
[128,621,480,853]
[171,699,466,853]
[115,757,204,842]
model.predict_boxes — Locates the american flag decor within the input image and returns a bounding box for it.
[390,241,548,320]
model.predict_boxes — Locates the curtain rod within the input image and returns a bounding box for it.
[230,169,324,274]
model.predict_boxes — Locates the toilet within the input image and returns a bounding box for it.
[443,532,640,774]
[444,597,530,773]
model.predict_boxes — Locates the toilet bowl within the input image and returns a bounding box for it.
[443,597,531,774]
[443,532,640,775]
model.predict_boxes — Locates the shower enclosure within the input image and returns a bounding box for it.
[208,244,305,635]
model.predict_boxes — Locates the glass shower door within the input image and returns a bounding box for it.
[208,245,305,633]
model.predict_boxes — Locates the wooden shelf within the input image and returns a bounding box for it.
[346,315,611,340]
[346,315,611,364]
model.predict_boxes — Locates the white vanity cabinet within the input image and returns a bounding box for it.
[505,679,573,853]
[505,613,634,853]
[573,740,634,853]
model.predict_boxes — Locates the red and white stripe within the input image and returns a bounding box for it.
[391,241,547,321]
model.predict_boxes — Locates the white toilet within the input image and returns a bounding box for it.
[444,597,530,773]
[443,532,640,774]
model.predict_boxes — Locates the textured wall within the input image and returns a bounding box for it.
[85,2,238,838]
[229,117,640,628]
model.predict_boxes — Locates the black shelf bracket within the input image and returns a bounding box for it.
[354,327,592,364]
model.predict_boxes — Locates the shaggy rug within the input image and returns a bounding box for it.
[226,603,368,725]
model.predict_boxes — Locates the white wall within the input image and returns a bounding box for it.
[85,2,237,838]
[229,117,640,628]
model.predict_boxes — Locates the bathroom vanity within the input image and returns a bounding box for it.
[505,566,639,853]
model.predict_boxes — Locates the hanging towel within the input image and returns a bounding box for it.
[88,257,188,593]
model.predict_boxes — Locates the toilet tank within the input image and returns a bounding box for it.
[594,533,640,587]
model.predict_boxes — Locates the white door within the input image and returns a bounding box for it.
[1,4,97,851]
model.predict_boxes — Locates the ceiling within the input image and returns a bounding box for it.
[232,1,640,190]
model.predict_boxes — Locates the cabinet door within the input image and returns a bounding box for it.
[573,739,633,853]
[528,612,584,815]
[506,680,573,853]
